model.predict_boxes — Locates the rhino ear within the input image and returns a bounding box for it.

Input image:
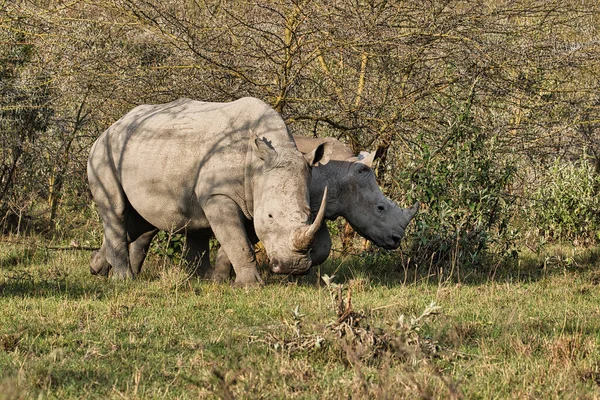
[357,151,375,168]
[251,135,276,161]
[304,142,331,167]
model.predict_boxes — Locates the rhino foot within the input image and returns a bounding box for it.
[111,268,135,280]
[90,250,111,277]
[196,266,228,282]
[232,269,263,288]
[212,262,233,283]
[212,269,231,283]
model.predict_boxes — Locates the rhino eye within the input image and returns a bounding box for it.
[268,213,273,219]
[377,205,385,212]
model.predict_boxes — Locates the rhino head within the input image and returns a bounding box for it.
[344,151,419,249]
[304,141,419,250]
[250,136,331,275]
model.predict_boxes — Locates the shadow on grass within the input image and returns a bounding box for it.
[0,243,118,299]
[302,245,600,288]
[3,240,600,297]
[0,269,114,300]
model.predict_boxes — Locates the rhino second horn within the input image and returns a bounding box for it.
[294,187,328,251]
[401,202,420,229]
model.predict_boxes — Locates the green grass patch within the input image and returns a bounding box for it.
[1,241,600,398]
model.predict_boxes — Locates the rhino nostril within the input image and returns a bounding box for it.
[392,235,402,244]
[271,258,283,273]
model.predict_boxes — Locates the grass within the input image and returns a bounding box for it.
[1,238,600,399]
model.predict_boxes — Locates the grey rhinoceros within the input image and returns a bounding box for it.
[87,97,330,286]
[292,136,419,264]
[210,136,420,277]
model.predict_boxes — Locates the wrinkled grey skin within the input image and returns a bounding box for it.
[87,97,330,286]
[211,136,420,275]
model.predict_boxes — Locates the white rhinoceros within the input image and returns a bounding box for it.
[209,136,420,278]
[292,136,419,264]
[87,97,330,286]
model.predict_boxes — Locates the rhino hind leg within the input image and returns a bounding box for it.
[88,147,133,279]
[100,217,133,279]
[129,229,158,275]
[93,201,133,279]
[184,231,214,279]
[90,221,156,278]
[88,206,133,280]
[126,210,158,275]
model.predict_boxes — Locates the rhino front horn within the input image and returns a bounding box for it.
[294,187,328,251]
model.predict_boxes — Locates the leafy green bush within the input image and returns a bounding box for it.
[527,157,600,245]
[149,230,186,264]
[396,118,518,271]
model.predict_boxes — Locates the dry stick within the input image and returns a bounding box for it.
[0,238,99,251]
[336,286,354,324]
[371,301,405,312]
[46,245,99,251]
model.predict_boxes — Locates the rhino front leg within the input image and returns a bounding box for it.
[214,246,234,282]
[203,196,262,287]
[212,223,332,281]
[309,224,332,266]
[183,235,232,282]
[212,222,332,278]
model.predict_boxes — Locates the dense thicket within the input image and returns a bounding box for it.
[2,0,599,267]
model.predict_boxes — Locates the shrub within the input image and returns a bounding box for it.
[527,156,600,245]
[395,113,518,271]
[149,230,186,264]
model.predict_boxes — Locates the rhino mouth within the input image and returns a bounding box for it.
[270,258,311,275]
[369,231,405,250]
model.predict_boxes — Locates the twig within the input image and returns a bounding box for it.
[371,301,405,312]
[0,238,99,251]
[335,287,355,324]
[46,245,99,251]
